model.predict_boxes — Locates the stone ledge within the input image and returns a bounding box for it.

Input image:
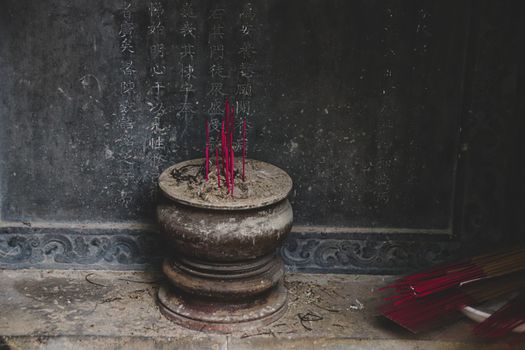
[0,336,510,350]
[0,270,513,350]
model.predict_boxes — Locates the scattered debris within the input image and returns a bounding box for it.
[312,302,340,313]
[272,323,287,328]
[128,289,148,300]
[349,298,364,310]
[171,164,201,185]
[240,329,276,338]
[84,273,107,288]
[298,311,323,331]
[101,297,123,304]
[118,278,161,284]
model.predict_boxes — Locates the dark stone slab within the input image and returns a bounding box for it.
[0,1,523,272]
[0,0,469,228]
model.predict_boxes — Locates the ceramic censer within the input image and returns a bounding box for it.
[156,158,293,332]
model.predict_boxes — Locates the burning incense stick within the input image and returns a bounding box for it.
[206,97,246,194]
[205,119,209,181]
[216,146,220,188]
[230,103,235,196]
[231,146,235,196]
[224,99,233,194]
[242,118,246,181]
[221,119,230,193]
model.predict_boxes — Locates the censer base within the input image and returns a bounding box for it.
[157,282,288,333]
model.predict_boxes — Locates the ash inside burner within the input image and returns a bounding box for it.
[160,158,292,209]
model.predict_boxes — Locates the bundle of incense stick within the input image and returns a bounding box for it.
[379,271,525,333]
[204,97,247,196]
[378,246,525,335]
[473,292,525,339]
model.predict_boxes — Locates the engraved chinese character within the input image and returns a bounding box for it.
[239,42,255,59]
[209,63,227,78]
[120,171,133,185]
[210,44,224,60]
[151,81,165,96]
[149,117,167,133]
[148,22,165,36]
[121,60,136,76]
[209,117,220,132]
[121,81,135,95]
[120,37,135,53]
[119,147,134,160]
[237,100,251,115]
[123,9,132,22]
[147,101,167,117]
[151,153,167,165]
[119,21,134,37]
[207,82,225,97]
[180,21,196,38]
[208,8,225,21]
[236,83,252,97]
[231,140,241,152]
[152,63,166,75]
[180,81,195,93]
[119,192,133,206]
[239,62,254,79]
[209,136,220,146]
[207,100,223,115]
[181,2,196,18]
[240,4,256,21]
[149,136,165,150]
[177,101,196,116]
[149,1,164,18]
[180,44,195,60]
[208,24,224,43]
[150,43,165,58]
[180,63,196,81]
[119,116,135,130]
[240,24,254,37]
[122,0,132,10]
[119,100,137,115]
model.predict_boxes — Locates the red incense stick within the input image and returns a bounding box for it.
[220,120,225,173]
[205,119,209,181]
[230,104,235,194]
[231,147,235,195]
[242,118,246,181]
[221,120,230,193]
[223,99,231,193]
[225,97,230,166]
[215,146,220,188]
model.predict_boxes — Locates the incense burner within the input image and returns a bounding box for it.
[156,158,293,333]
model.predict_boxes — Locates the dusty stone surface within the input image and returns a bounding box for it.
[159,158,293,210]
[0,270,517,350]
